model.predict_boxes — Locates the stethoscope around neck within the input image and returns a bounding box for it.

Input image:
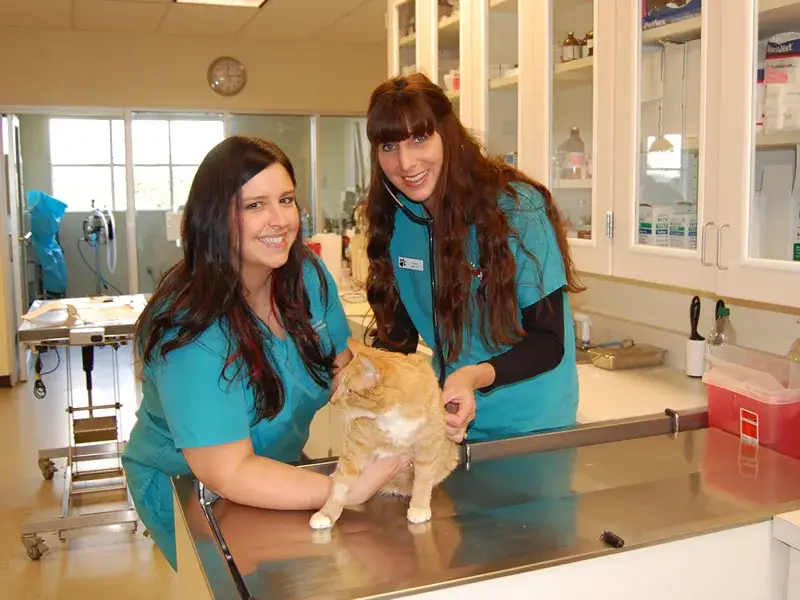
[381,180,446,387]
[383,180,433,225]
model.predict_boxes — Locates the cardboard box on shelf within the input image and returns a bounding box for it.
[638,204,670,247]
[639,203,697,248]
[642,0,701,31]
[668,213,698,250]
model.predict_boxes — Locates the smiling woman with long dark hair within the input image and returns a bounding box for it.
[122,136,410,571]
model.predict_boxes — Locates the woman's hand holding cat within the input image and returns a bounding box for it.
[442,364,493,442]
[345,454,413,505]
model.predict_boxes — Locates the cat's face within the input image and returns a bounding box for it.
[332,339,396,414]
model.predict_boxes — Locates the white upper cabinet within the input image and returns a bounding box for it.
[715,0,800,308]
[386,0,799,310]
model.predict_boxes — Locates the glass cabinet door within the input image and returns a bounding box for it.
[393,0,418,76]
[613,0,712,290]
[436,1,462,108]
[551,0,595,241]
[486,0,519,163]
[634,3,703,256]
[714,0,800,307]
[749,2,800,265]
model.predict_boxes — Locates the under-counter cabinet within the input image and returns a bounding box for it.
[387,0,800,309]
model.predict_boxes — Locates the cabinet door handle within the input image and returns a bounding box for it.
[701,221,715,266]
[716,223,729,270]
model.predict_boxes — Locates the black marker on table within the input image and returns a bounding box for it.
[600,530,625,549]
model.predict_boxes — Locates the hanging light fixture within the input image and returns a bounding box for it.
[650,41,675,153]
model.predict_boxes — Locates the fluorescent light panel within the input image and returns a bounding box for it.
[173,0,267,7]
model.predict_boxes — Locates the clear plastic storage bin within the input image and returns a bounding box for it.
[703,346,800,460]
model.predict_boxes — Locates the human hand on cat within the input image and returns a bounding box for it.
[346,454,413,505]
[442,366,486,443]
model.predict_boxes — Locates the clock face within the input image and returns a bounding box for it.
[207,56,247,97]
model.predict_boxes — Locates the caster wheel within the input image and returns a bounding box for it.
[21,535,48,561]
[38,459,57,481]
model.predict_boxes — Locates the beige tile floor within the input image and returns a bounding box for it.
[0,345,177,599]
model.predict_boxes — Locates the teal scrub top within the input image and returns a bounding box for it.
[121,257,351,569]
[389,181,579,441]
[124,257,351,475]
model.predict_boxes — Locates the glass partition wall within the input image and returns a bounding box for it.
[16,111,366,298]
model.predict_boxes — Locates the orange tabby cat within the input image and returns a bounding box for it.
[309,338,459,529]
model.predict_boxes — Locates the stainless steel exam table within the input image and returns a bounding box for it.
[172,408,800,599]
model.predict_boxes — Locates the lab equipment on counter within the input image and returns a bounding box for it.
[586,340,666,371]
[686,295,706,378]
[572,312,593,350]
[309,232,342,285]
[703,344,800,460]
[174,408,800,600]
[16,294,147,561]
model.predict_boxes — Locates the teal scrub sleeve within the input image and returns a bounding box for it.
[153,337,251,450]
[318,261,352,355]
[508,186,568,308]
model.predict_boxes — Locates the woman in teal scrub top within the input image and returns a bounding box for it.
[122,136,409,571]
[364,73,585,443]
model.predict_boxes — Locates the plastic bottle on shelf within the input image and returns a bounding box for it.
[561,33,581,63]
[557,127,586,180]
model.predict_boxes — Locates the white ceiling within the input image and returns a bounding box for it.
[0,0,387,42]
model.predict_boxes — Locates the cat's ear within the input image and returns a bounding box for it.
[358,356,380,384]
[347,337,364,356]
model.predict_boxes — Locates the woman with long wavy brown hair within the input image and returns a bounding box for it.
[122,136,409,571]
[365,73,584,444]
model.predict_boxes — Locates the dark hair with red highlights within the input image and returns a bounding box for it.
[365,73,584,363]
[135,136,335,424]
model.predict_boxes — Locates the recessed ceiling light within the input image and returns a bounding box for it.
[173,0,267,7]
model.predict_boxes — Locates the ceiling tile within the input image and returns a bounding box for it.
[313,0,385,44]
[75,0,168,33]
[239,0,365,40]
[159,3,258,35]
[0,0,71,29]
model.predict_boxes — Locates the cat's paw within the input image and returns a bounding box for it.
[407,507,432,524]
[309,511,333,530]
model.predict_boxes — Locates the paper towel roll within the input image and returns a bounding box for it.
[350,234,368,286]
[310,233,342,285]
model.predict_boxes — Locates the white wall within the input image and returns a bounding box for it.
[570,275,800,371]
[0,27,384,113]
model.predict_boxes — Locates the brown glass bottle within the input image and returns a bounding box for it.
[583,31,594,58]
[561,32,581,63]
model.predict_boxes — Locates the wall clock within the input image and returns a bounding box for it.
[207,56,247,97]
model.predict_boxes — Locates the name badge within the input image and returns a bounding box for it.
[398,256,424,272]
